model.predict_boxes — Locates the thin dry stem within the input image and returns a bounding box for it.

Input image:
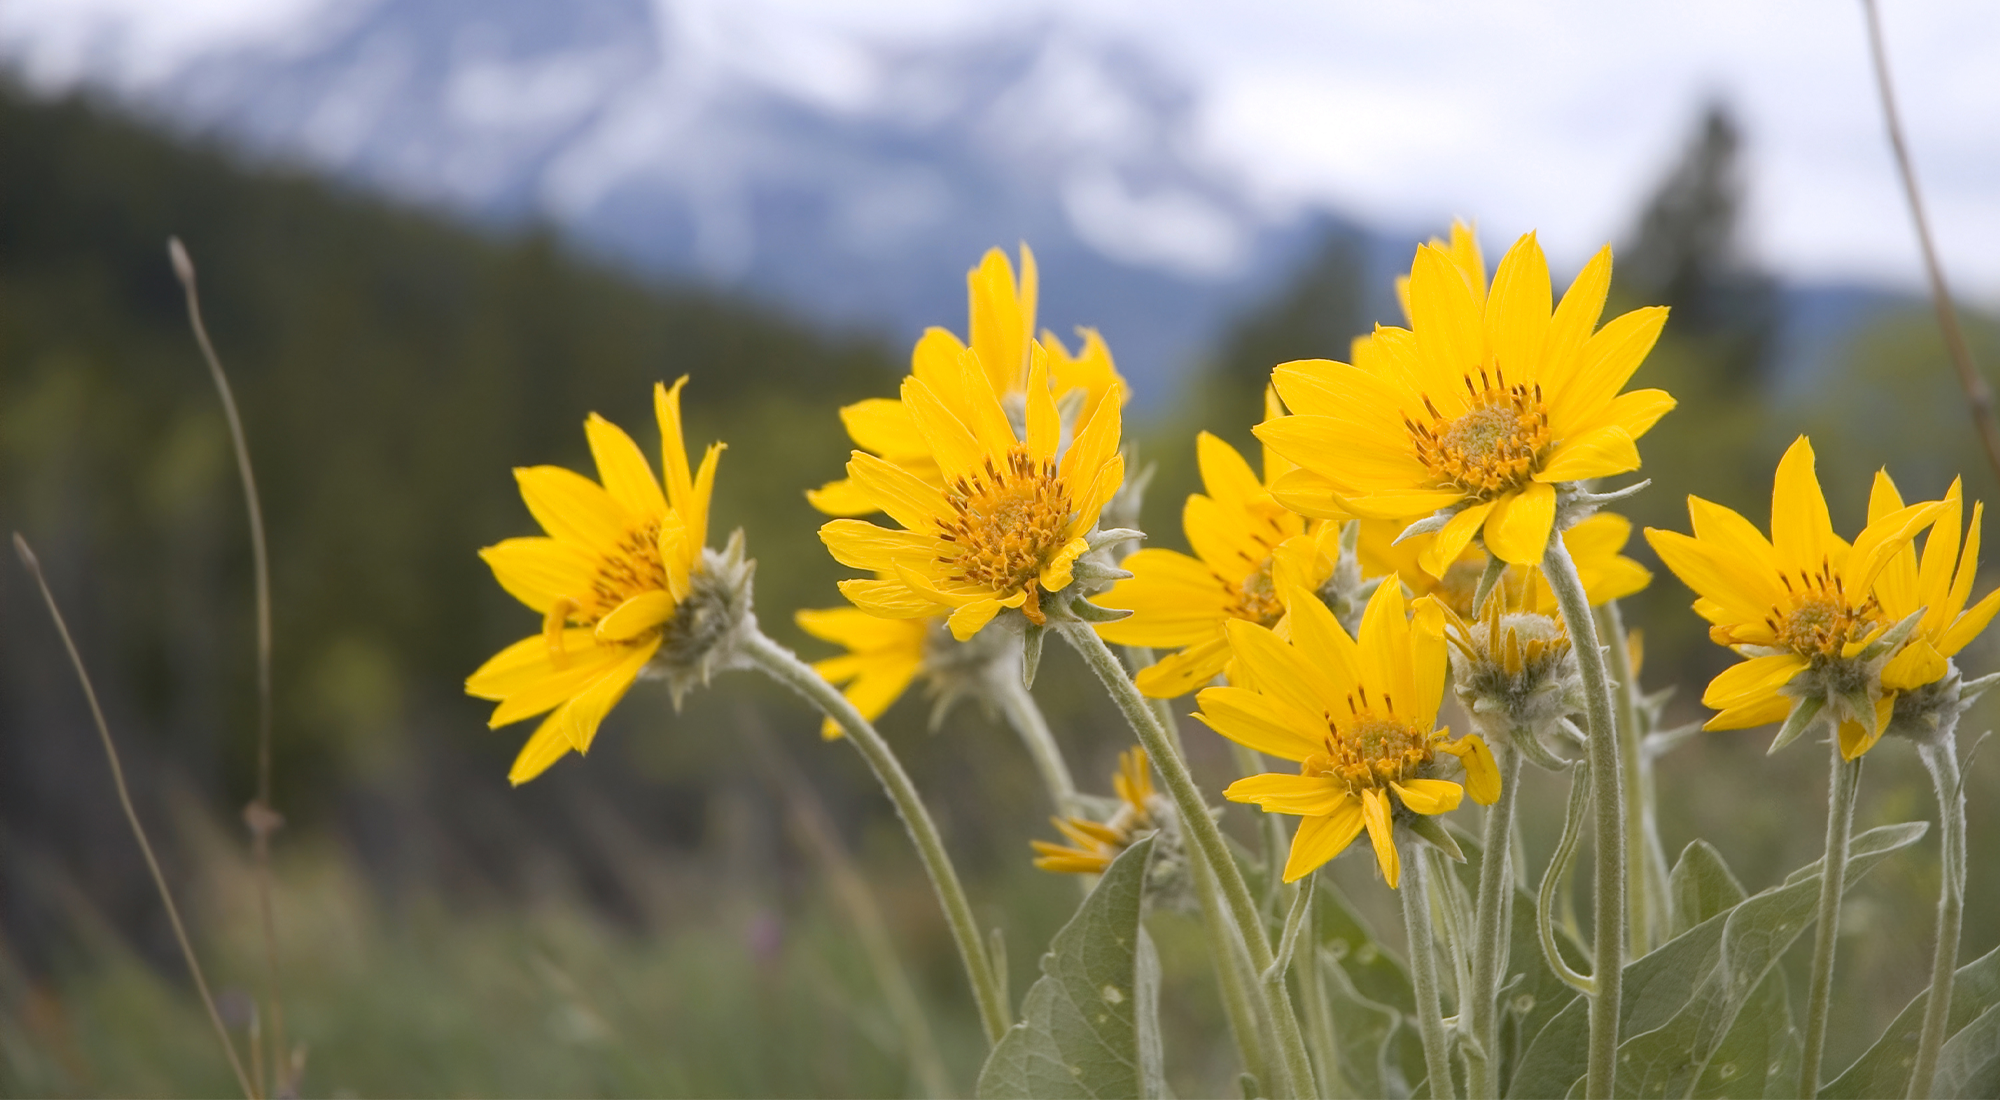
[170,237,290,1096]
[14,533,255,1100]
[1860,0,2000,485]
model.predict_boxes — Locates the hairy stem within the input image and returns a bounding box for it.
[1466,744,1521,1099]
[740,627,1010,1044]
[1401,841,1457,1100]
[1187,817,1278,1089]
[1801,740,1863,1099]
[990,668,1082,818]
[1541,537,1624,1099]
[1231,741,1290,915]
[1908,736,1964,1100]
[16,535,255,1099]
[1058,621,1315,1099]
[1597,602,1666,958]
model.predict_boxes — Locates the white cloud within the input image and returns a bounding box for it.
[4,0,1995,297]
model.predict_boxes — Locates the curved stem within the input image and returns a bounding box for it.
[171,240,288,1094]
[1538,760,1595,996]
[1908,737,1965,1099]
[740,627,1010,1044]
[1058,621,1316,1099]
[1541,536,1624,1099]
[1401,842,1458,1100]
[1466,744,1521,1099]
[990,669,1081,818]
[1801,740,1863,1099]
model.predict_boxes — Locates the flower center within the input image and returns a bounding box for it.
[1303,689,1435,792]
[1230,556,1285,627]
[938,446,1073,615]
[1769,571,1881,660]
[1406,370,1553,499]
[589,519,669,623]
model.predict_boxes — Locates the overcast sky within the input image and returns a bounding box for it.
[5,0,1995,301]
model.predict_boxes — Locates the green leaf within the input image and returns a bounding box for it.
[1506,822,1928,1099]
[1690,968,1799,1099]
[1668,840,1748,940]
[977,837,1165,1100]
[1819,943,2000,1098]
[1933,1004,2000,1099]
[1313,875,1423,1099]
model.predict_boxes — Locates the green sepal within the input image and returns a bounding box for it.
[1767,695,1826,755]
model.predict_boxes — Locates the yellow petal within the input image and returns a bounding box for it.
[516,465,632,550]
[595,590,677,642]
[1535,426,1640,484]
[1225,773,1349,816]
[1704,653,1809,709]
[1362,788,1400,888]
[1483,482,1556,566]
[837,578,941,618]
[1193,685,1327,762]
[1131,637,1234,699]
[654,378,696,520]
[1282,796,1366,883]
[1445,733,1502,805]
[820,519,946,573]
[1542,246,1612,396]
[806,476,881,517]
[1485,232,1550,381]
[1390,778,1463,816]
[1549,305,1667,427]
[585,413,667,519]
[839,398,927,457]
[846,451,950,534]
[479,537,599,614]
[1770,436,1834,571]
[947,599,1004,641]
[560,639,659,752]
[1025,347,1060,463]
[1421,502,1494,577]
[507,711,574,786]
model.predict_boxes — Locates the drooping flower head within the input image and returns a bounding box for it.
[1867,474,2000,733]
[822,342,1126,640]
[1094,408,1339,698]
[468,379,726,784]
[1644,436,1943,758]
[1032,747,1162,875]
[1197,580,1500,886]
[810,246,1124,515]
[1258,226,1675,572]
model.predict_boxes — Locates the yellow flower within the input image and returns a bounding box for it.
[1258,229,1675,572]
[1867,474,2000,699]
[821,342,1125,640]
[1360,512,1651,619]
[1033,747,1158,875]
[810,245,1124,515]
[795,607,933,740]
[467,379,724,785]
[1093,415,1337,698]
[1198,580,1500,886]
[1644,436,1943,758]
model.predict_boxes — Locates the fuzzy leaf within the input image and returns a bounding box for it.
[1668,840,1748,940]
[1693,968,1800,1098]
[1819,943,2000,1098]
[1506,822,1928,1099]
[977,837,1164,1099]
[1313,875,1423,1098]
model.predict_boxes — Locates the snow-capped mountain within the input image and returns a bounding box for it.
[6,0,1365,393]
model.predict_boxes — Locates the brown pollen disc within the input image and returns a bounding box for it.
[1406,367,1554,499]
[937,445,1073,621]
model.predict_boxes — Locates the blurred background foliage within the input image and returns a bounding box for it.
[3,81,1998,1097]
